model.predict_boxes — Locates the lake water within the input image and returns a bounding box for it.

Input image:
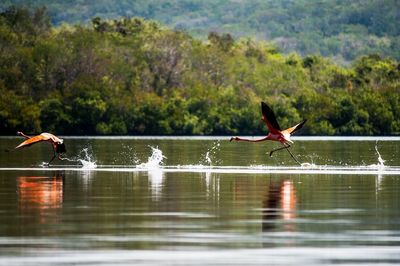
[0,136,400,265]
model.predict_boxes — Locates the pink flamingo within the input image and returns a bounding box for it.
[230,102,306,164]
[15,132,66,165]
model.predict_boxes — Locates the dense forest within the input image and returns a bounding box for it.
[1,0,399,63]
[0,7,399,136]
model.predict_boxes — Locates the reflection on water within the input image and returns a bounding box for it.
[148,168,164,200]
[262,179,297,234]
[281,181,296,221]
[17,172,64,224]
[0,170,399,265]
[204,171,220,200]
[0,137,400,265]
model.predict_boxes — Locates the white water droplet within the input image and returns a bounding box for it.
[59,147,97,169]
[116,145,140,165]
[79,148,97,169]
[39,162,49,168]
[201,141,221,166]
[205,151,212,165]
[301,162,316,168]
[138,146,166,169]
[375,142,385,167]
[369,141,385,169]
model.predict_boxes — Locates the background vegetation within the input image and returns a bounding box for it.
[1,0,400,63]
[0,7,399,136]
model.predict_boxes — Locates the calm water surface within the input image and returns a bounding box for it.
[0,137,400,265]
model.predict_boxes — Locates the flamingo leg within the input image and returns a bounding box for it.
[269,144,290,157]
[269,144,301,165]
[48,146,57,166]
[285,147,301,165]
[48,154,56,166]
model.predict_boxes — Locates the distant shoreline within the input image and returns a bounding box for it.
[2,136,400,141]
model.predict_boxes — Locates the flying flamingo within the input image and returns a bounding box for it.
[230,102,306,164]
[15,132,66,165]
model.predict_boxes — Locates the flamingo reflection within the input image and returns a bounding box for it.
[262,179,297,232]
[17,172,64,224]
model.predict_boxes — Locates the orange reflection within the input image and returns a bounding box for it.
[280,180,296,221]
[263,179,297,232]
[17,173,64,224]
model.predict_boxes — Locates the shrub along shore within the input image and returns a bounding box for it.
[1,7,399,135]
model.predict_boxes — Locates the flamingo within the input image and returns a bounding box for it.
[15,132,66,165]
[230,102,306,164]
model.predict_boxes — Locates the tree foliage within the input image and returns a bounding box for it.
[1,0,400,62]
[0,7,399,136]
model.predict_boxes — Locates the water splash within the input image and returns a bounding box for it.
[39,161,50,168]
[299,154,317,168]
[201,141,221,166]
[373,142,386,193]
[137,146,166,169]
[61,148,97,169]
[78,148,97,169]
[115,145,140,165]
[375,142,385,167]
[369,141,385,169]
[300,162,317,168]
[205,152,212,165]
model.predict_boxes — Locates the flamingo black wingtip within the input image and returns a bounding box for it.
[291,119,307,135]
[299,119,307,128]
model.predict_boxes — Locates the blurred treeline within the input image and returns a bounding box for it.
[1,0,399,63]
[1,7,399,136]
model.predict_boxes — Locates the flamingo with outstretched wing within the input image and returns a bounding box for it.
[15,132,66,165]
[230,102,306,164]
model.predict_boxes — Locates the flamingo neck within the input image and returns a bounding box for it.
[234,136,269,142]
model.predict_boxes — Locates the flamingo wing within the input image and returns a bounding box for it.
[15,134,51,149]
[261,102,281,133]
[283,120,307,135]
